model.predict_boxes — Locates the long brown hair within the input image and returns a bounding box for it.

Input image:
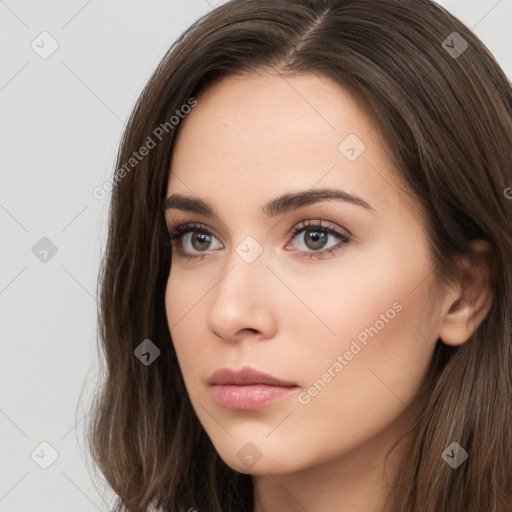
[84,0,512,510]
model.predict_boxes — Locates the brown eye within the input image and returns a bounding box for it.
[167,223,222,260]
[302,229,328,250]
[189,232,213,251]
[286,220,351,260]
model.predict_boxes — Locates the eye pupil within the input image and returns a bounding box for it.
[305,229,327,250]
[191,232,211,251]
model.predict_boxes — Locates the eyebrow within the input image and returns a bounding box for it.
[161,188,375,218]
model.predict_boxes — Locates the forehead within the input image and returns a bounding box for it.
[172,71,372,152]
[166,72,414,220]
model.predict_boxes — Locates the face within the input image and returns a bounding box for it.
[164,72,442,476]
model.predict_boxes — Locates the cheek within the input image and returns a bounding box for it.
[286,240,437,401]
[165,268,184,328]
[165,268,206,372]
[297,312,432,460]
[291,255,436,430]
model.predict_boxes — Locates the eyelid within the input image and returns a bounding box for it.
[167,218,350,241]
[284,218,351,240]
[167,221,223,242]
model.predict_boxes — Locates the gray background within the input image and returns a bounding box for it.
[0,1,510,511]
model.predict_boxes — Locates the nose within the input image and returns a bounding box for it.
[205,249,278,343]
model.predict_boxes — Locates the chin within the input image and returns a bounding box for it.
[211,437,307,476]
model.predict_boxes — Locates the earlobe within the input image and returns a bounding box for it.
[438,240,496,347]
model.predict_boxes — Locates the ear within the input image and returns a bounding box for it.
[438,239,497,347]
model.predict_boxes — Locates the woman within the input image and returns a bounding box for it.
[85,0,512,510]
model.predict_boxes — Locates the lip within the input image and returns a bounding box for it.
[207,366,299,410]
[207,366,297,387]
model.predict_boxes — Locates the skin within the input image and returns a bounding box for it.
[163,72,494,512]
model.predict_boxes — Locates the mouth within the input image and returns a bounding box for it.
[207,366,299,410]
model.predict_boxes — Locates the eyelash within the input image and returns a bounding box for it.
[166,219,351,262]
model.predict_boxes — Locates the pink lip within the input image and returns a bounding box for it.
[207,366,297,386]
[207,366,298,410]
